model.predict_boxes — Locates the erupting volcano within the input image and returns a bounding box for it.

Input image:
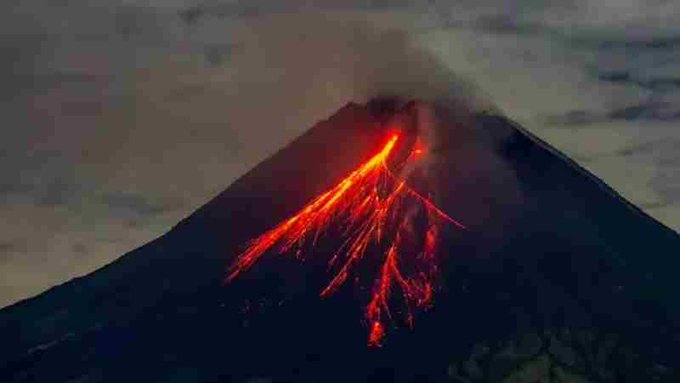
[0,97,678,383]
[226,126,464,345]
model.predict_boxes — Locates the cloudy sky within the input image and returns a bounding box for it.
[1,0,678,308]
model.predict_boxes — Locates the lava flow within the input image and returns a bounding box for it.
[226,131,464,346]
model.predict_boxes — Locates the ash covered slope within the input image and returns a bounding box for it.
[0,99,678,383]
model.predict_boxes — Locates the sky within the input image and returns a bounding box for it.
[0,0,678,308]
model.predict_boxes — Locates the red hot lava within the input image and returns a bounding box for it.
[226,128,464,346]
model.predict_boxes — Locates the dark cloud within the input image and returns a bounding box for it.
[617,140,665,157]
[0,241,27,263]
[0,148,84,206]
[0,34,49,102]
[34,177,80,206]
[570,33,680,53]
[0,182,31,200]
[100,192,184,217]
[183,0,417,19]
[178,2,284,21]
[598,71,632,83]
[203,44,239,67]
[643,77,680,90]
[179,5,204,25]
[598,71,680,91]
[597,36,680,51]
[543,110,604,126]
[616,139,680,165]
[608,102,680,121]
[468,14,547,36]
[0,177,80,207]
[114,7,153,41]
[651,170,680,203]
[611,139,680,204]
[544,102,680,126]
[0,241,20,253]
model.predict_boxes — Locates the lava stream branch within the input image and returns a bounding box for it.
[226,133,464,346]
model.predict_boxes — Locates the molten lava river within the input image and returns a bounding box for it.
[226,122,465,346]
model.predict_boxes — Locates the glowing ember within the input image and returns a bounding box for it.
[226,132,464,346]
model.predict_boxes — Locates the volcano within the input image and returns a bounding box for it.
[0,98,678,383]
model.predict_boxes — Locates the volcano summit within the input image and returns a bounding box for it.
[0,98,678,383]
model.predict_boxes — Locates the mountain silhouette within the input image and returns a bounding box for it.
[1,98,678,383]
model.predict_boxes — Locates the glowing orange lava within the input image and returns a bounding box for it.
[226,133,464,346]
